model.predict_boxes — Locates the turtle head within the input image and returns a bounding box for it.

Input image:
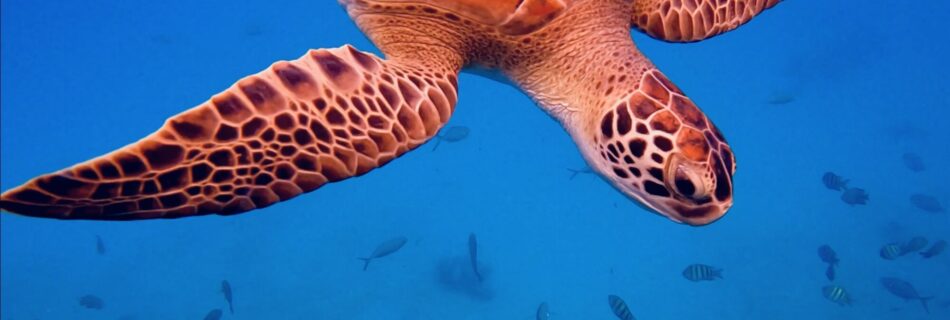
[589,69,736,226]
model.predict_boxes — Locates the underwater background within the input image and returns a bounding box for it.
[1,0,948,319]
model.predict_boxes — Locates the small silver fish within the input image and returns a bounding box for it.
[567,166,595,180]
[840,188,868,206]
[79,294,104,310]
[203,309,223,320]
[900,236,928,254]
[902,153,925,172]
[607,295,636,320]
[920,240,946,258]
[884,122,929,142]
[766,91,796,105]
[822,172,849,191]
[536,302,550,320]
[682,264,721,282]
[360,236,408,270]
[431,126,470,151]
[822,285,851,306]
[468,233,482,282]
[880,277,933,313]
[221,280,234,314]
[95,235,106,255]
[910,194,945,213]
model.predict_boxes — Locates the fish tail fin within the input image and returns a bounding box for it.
[921,296,933,313]
[359,257,371,271]
[715,269,723,279]
[229,303,234,314]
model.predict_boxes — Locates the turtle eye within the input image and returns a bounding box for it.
[670,163,710,202]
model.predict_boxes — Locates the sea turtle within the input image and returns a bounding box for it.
[0,0,782,225]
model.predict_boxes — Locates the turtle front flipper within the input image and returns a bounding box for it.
[630,0,782,42]
[0,45,459,220]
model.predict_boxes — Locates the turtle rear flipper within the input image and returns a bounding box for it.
[631,0,782,42]
[0,45,460,220]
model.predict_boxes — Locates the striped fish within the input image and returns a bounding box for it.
[822,285,852,306]
[822,172,849,191]
[880,243,903,260]
[682,264,722,282]
[607,295,636,320]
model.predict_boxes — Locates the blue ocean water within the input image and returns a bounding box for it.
[1,0,948,319]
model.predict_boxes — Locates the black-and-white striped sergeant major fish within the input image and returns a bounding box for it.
[536,302,550,320]
[607,295,636,320]
[920,240,946,258]
[682,264,722,282]
[221,280,234,314]
[822,285,851,306]
[360,236,408,271]
[880,277,933,313]
[203,309,222,320]
[880,243,902,260]
[822,172,849,191]
[468,233,482,282]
